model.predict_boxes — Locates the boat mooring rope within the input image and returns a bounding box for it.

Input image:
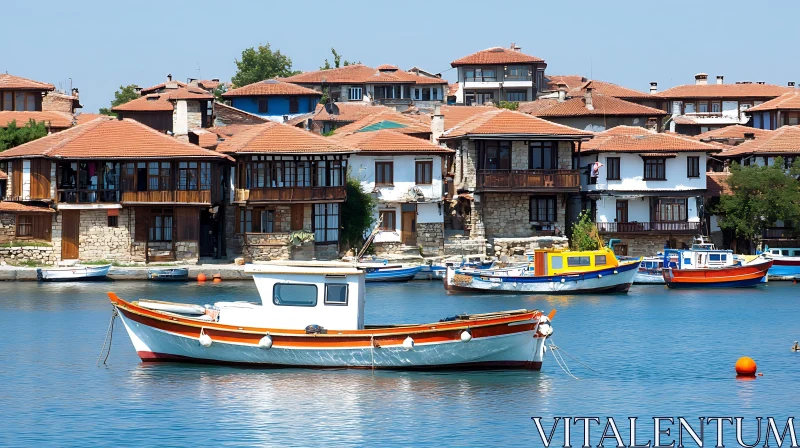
[370,335,375,372]
[96,307,118,367]
[549,339,598,374]
[548,342,579,380]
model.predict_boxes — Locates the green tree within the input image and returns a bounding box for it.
[497,101,519,111]
[340,176,376,251]
[213,83,228,103]
[714,158,800,248]
[320,48,359,70]
[231,43,300,88]
[0,120,48,151]
[570,210,602,251]
[99,84,139,116]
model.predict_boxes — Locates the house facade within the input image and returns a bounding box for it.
[451,44,547,105]
[579,127,721,256]
[222,79,321,123]
[0,73,79,132]
[113,86,214,138]
[334,129,454,255]
[746,89,800,130]
[0,117,232,265]
[439,109,592,245]
[216,122,355,261]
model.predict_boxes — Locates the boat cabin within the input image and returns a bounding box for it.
[766,247,800,258]
[662,248,734,270]
[220,262,365,330]
[530,247,621,276]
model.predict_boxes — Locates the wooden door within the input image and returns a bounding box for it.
[401,211,416,246]
[61,210,80,260]
[291,204,304,231]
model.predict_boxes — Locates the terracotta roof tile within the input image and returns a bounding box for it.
[0,74,54,91]
[332,110,431,136]
[0,170,6,180]
[580,126,723,154]
[139,80,187,94]
[439,105,495,131]
[207,124,259,138]
[376,64,399,70]
[332,129,453,154]
[282,64,447,86]
[706,172,732,196]
[0,202,54,213]
[517,99,559,115]
[213,103,269,126]
[447,82,459,97]
[163,86,214,101]
[313,103,393,123]
[197,79,221,90]
[451,47,544,66]
[216,122,356,155]
[75,113,105,125]
[655,83,792,99]
[0,111,74,129]
[544,76,652,100]
[222,79,321,98]
[113,87,213,112]
[747,90,800,112]
[441,109,593,139]
[0,117,231,160]
[529,94,667,117]
[721,125,800,156]
[694,125,772,143]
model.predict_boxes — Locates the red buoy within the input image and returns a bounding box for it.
[735,356,757,377]
[213,274,222,283]
[197,273,207,282]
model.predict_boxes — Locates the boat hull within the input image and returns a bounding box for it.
[365,265,423,283]
[147,268,189,281]
[444,260,640,294]
[663,260,773,288]
[111,295,549,370]
[767,259,800,279]
[634,271,665,285]
[36,264,111,282]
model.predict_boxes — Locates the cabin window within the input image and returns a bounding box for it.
[709,254,721,261]
[415,161,433,185]
[258,99,268,113]
[595,255,607,266]
[273,283,318,307]
[313,203,339,243]
[530,196,556,222]
[782,250,790,256]
[348,87,363,101]
[687,156,700,178]
[567,256,591,267]
[325,284,348,305]
[379,210,396,231]
[551,256,563,270]
[375,161,393,185]
[529,141,558,170]
[643,158,666,180]
[684,258,692,265]
[606,157,620,180]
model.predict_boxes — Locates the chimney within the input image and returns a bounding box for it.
[510,42,521,52]
[756,81,765,85]
[649,82,658,94]
[431,104,445,144]
[557,82,567,102]
[212,78,220,82]
[584,87,594,110]
[789,82,796,88]
[167,74,172,82]
[716,76,724,85]
[744,132,756,140]
[695,73,708,85]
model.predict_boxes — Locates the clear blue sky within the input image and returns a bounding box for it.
[3,0,797,112]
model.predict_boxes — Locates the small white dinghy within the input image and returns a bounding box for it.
[36,264,111,282]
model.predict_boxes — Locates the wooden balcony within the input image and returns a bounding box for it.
[596,221,700,234]
[475,169,580,192]
[235,186,347,203]
[763,227,800,240]
[56,189,212,205]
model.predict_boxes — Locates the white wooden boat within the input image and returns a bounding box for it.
[110,261,554,370]
[634,256,665,284]
[147,267,189,281]
[37,264,111,282]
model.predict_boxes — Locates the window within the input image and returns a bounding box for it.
[148,162,160,190]
[613,244,628,256]
[273,283,317,307]
[709,254,721,262]
[258,99,269,113]
[506,65,529,80]
[616,200,628,223]
[289,97,299,114]
[149,208,173,242]
[375,161,393,185]
[107,216,118,227]
[1,92,11,111]
[348,87,363,101]
[422,88,431,101]
[684,102,696,114]
[567,256,591,267]
[595,255,607,266]
[644,158,666,180]
[415,161,433,185]
[687,156,700,178]
[481,141,511,170]
[506,91,526,102]
[551,256,563,270]
[652,198,687,222]
[260,209,275,233]
[712,102,721,113]
[16,215,32,237]
[379,210,396,231]
[431,88,439,101]
[238,208,276,233]
[178,162,198,190]
[530,196,556,222]
[698,101,708,113]
[529,142,558,170]
[606,157,621,180]
[325,284,348,305]
[313,203,339,243]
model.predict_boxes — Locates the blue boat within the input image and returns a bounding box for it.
[147,267,189,281]
[763,247,800,279]
[359,263,423,283]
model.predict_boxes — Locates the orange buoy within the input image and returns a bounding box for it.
[735,356,757,377]
[197,273,207,282]
[213,274,222,283]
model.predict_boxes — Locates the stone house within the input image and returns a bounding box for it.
[113,85,214,139]
[579,126,721,257]
[0,116,232,265]
[332,129,454,256]
[216,122,356,261]
[438,109,592,246]
[451,44,547,105]
[0,73,79,132]
[222,79,321,124]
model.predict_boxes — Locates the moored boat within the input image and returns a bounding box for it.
[36,264,111,282]
[110,262,554,370]
[444,247,640,294]
[147,267,189,281]
[662,242,773,288]
[359,262,423,283]
[764,247,800,279]
[634,256,665,284]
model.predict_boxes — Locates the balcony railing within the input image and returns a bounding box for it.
[235,186,347,203]
[476,169,580,191]
[596,221,701,234]
[57,189,212,204]
[763,227,800,240]
[464,77,499,82]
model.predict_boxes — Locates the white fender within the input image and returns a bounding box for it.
[460,330,472,343]
[258,335,273,350]
[199,331,212,348]
[402,336,415,350]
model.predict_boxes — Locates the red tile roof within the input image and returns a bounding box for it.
[197,79,221,90]
[721,125,800,156]
[163,86,214,101]
[189,129,219,149]
[655,83,792,99]
[545,76,652,100]
[450,47,544,67]
[747,90,800,112]
[528,94,667,117]
[0,111,74,129]
[313,103,393,123]
[139,80,187,94]
[222,79,322,98]
[113,87,213,112]
[441,109,592,140]
[694,125,772,143]
[580,126,723,154]
[332,129,453,154]
[447,82,459,97]
[376,64,399,70]
[706,172,732,196]
[0,202,54,213]
[332,110,431,136]
[0,74,55,91]
[439,105,495,131]
[207,124,259,138]
[282,64,447,86]
[216,122,356,155]
[75,113,105,125]
[0,170,6,180]
[0,117,231,160]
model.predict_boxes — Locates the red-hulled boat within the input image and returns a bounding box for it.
[661,240,773,288]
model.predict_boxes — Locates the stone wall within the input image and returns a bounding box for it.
[0,213,15,242]
[0,212,58,265]
[241,233,291,261]
[313,243,339,260]
[417,222,444,256]
[186,100,203,130]
[78,209,134,262]
[491,236,569,259]
[42,92,76,113]
[175,241,199,262]
[611,234,694,258]
[476,193,566,240]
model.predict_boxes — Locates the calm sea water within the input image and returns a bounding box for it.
[0,280,798,447]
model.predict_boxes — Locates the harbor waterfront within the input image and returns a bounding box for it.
[1,280,798,446]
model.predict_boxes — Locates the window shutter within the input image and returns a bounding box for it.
[135,210,148,242]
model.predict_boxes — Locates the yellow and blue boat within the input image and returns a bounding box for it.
[444,247,641,294]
